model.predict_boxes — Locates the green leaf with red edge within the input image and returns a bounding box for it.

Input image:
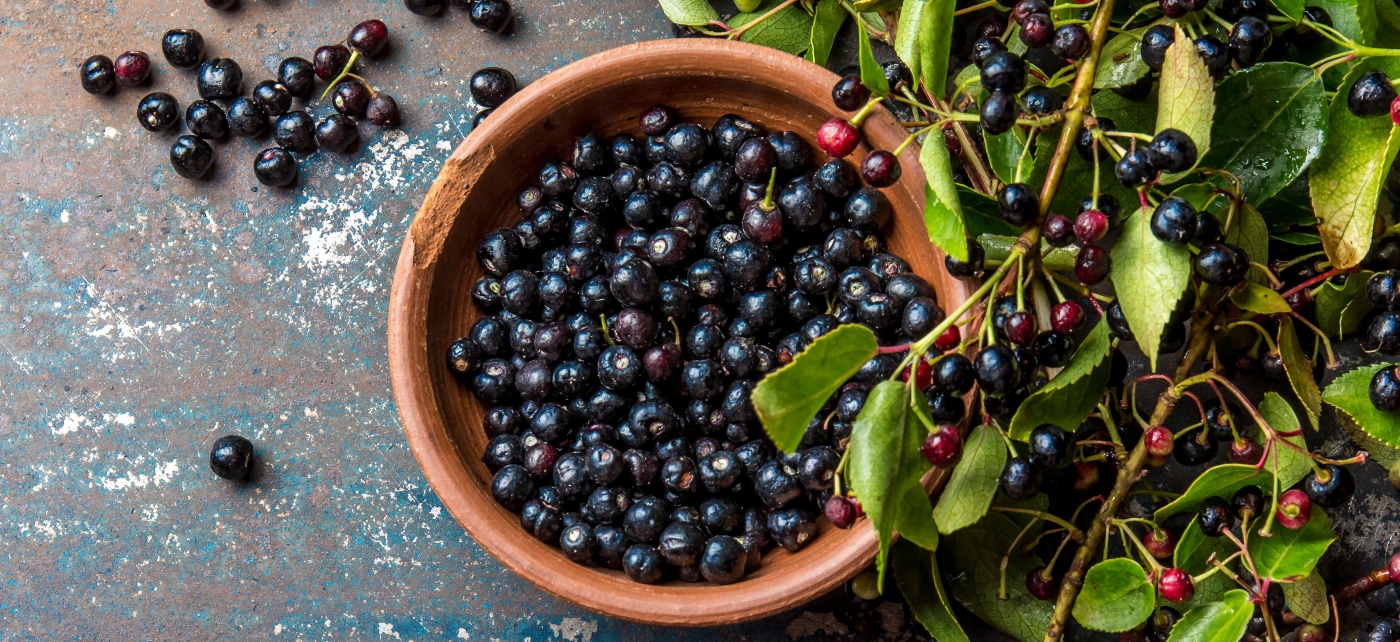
[858,17,890,96]
[753,324,878,454]
[1277,317,1322,431]
[848,380,935,586]
[1155,464,1273,521]
[893,540,972,642]
[1174,520,1233,577]
[1324,363,1400,449]
[921,133,969,262]
[804,0,847,66]
[1111,206,1192,369]
[1281,571,1331,625]
[1072,558,1155,632]
[1248,508,1335,582]
[659,0,720,25]
[1165,590,1255,642]
[1231,283,1292,314]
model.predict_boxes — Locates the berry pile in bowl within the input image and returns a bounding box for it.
[388,38,970,625]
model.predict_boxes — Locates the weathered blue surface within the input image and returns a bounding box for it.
[0,1,917,639]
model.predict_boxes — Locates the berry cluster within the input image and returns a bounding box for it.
[1347,69,1400,124]
[402,0,514,33]
[80,22,402,187]
[1138,12,1272,79]
[1009,0,1089,59]
[1366,270,1400,355]
[449,103,939,585]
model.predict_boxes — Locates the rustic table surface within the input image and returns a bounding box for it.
[5,0,1400,640]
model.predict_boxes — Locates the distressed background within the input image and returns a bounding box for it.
[2,0,1398,640]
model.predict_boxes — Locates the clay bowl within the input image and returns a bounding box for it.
[388,37,973,626]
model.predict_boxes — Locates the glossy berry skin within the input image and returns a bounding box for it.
[1019,13,1053,48]
[1158,568,1194,603]
[79,55,115,95]
[998,183,1039,227]
[622,544,663,584]
[1372,365,1400,411]
[971,37,1008,68]
[1276,488,1311,530]
[1021,86,1062,115]
[185,100,229,140]
[1115,148,1156,187]
[699,536,747,584]
[945,239,985,279]
[933,326,960,352]
[1000,457,1041,500]
[1303,464,1355,508]
[1028,424,1070,469]
[860,151,901,187]
[1144,528,1176,559]
[314,44,351,81]
[348,20,390,56]
[470,0,515,33]
[470,67,517,108]
[316,114,360,153]
[226,97,267,137]
[832,75,870,111]
[1196,497,1234,536]
[974,345,1020,396]
[253,148,298,187]
[162,29,206,69]
[404,0,446,15]
[136,93,180,132]
[1144,425,1174,457]
[1074,210,1108,245]
[1228,438,1262,465]
[1044,214,1074,248]
[1147,129,1198,174]
[1026,568,1057,600]
[1361,619,1400,642]
[980,90,1018,136]
[1004,311,1037,346]
[279,57,316,97]
[824,495,858,529]
[113,51,150,86]
[252,80,292,117]
[1174,430,1217,466]
[1051,301,1083,333]
[921,427,962,467]
[1366,311,1400,355]
[1051,24,1090,59]
[274,111,317,152]
[1369,270,1400,309]
[170,135,214,179]
[1193,36,1231,79]
[367,95,401,127]
[1350,70,1398,118]
[197,58,242,100]
[1151,197,1197,244]
[1229,17,1272,67]
[1193,243,1248,286]
[1074,244,1110,285]
[333,81,372,118]
[981,51,1027,94]
[816,118,859,158]
[209,435,254,480]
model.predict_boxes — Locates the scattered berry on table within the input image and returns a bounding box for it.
[162,29,205,69]
[113,51,150,86]
[209,435,254,480]
[79,55,116,95]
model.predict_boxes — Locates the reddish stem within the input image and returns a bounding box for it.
[1279,268,1353,300]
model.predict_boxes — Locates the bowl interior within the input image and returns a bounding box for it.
[391,38,970,626]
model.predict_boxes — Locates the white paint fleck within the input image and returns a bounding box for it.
[457,628,469,639]
[377,623,400,639]
[436,140,453,151]
[274,623,283,635]
[304,406,319,418]
[54,412,87,435]
[103,126,120,139]
[96,459,180,491]
[114,413,135,426]
[549,617,597,642]
[60,209,70,223]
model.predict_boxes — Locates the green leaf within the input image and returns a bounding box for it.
[1072,558,1155,632]
[893,460,941,551]
[852,0,903,10]
[1224,201,1272,285]
[932,425,1007,534]
[1174,520,1229,575]
[1273,0,1306,22]
[1248,508,1335,582]
[1094,88,1158,138]
[1281,571,1331,625]
[1165,590,1254,642]
[804,0,846,66]
[1110,206,1192,369]
[896,0,955,96]
[848,380,934,585]
[942,511,1053,642]
[1260,175,1319,232]
[1277,317,1321,431]
[1311,57,1400,270]
[1008,320,1113,440]
[985,128,1031,185]
[1337,408,1400,468]
[728,0,814,55]
[1309,0,1376,45]
[1231,283,1292,314]
[922,134,969,262]
[893,540,972,642]
[958,184,1025,238]
[659,0,720,25]
[1202,63,1328,205]
[858,19,890,96]
[753,324,879,453]
[1275,230,1323,245]
[1317,269,1374,338]
[1256,392,1312,489]
[1324,363,1400,448]
[1155,25,1215,184]
[1155,464,1273,521]
[980,234,1080,272]
[1095,28,1149,89]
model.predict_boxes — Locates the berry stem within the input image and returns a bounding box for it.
[318,50,360,102]
[953,0,999,15]
[993,507,1084,539]
[1279,267,1352,300]
[848,95,883,127]
[1223,320,1281,354]
[1290,312,1338,368]
[761,168,778,210]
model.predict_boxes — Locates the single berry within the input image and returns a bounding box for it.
[1028,424,1070,469]
[210,435,254,480]
[816,118,859,158]
[470,67,517,108]
[1151,197,1197,244]
[1005,311,1037,346]
[314,44,351,81]
[998,183,1039,227]
[1141,27,1174,74]
[1044,214,1074,247]
[1369,270,1400,309]
[79,55,115,95]
[367,94,401,127]
[136,93,180,132]
[1000,457,1041,499]
[1158,568,1194,603]
[197,58,243,100]
[1147,129,1198,174]
[170,135,214,179]
[1174,429,1218,466]
[253,148,297,187]
[226,97,267,137]
[1372,365,1400,411]
[1194,36,1231,79]
[981,51,1027,94]
[348,20,390,57]
[404,0,446,15]
[470,0,514,33]
[316,114,360,153]
[1074,209,1108,245]
[934,326,961,352]
[1144,528,1176,559]
[1275,488,1312,530]
[185,100,229,140]
[1144,426,1174,457]
[1051,301,1083,333]
[1349,70,1397,118]
[1227,438,1263,465]
[1021,86,1063,115]
[824,495,858,529]
[1115,148,1156,187]
[1026,567,1058,600]
[1074,244,1110,284]
[1194,243,1248,286]
[971,36,1008,68]
[252,80,292,117]
[945,238,985,278]
[113,51,150,86]
[162,29,205,69]
[980,90,1018,135]
[279,57,316,97]
[332,80,372,118]
[1197,497,1234,536]
[860,150,901,187]
[921,427,962,467]
[1020,13,1054,48]
[274,111,317,152]
[832,75,870,111]
[974,344,1020,396]
[1011,0,1048,25]
[1051,24,1090,59]
[1229,17,1272,68]
[1302,463,1355,508]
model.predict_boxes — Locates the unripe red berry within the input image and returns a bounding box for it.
[1145,426,1174,457]
[1005,311,1038,345]
[1074,209,1110,245]
[934,326,960,352]
[1158,568,1194,603]
[1051,300,1085,333]
[1233,354,1258,374]
[1387,548,1400,581]
[1392,95,1400,126]
[1144,528,1176,559]
[861,150,902,187]
[921,427,963,467]
[1276,488,1312,530]
[1075,243,1111,284]
[1026,566,1059,600]
[114,51,151,86]
[824,495,858,529]
[1296,624,1328,642]
[817,118,860,158]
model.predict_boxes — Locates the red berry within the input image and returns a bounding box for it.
[849,497,865,519]
[1071,461,1100,491]
[1233,354,1258,374]
[944,127,963,161]
[904,354,934,390]
[1044,214,1075,248]
[934,326,960,352]
[1144,528,1176,559]
[1011,0,1047,24]
[1392,95,1400,126]
[1051,300,1084,333]
[742,203,783,243]
[1227,437,1263,465]
[825,495,858,529]
[114,51,151,86]
[348,19,390,57]
[1026,566,1059,600]
[1074,209,1109,245]
[1144,426,1174,457]
[861,150,902,187]
[1147,452,1170,467]
[1158,568,1194,603]
[1276,488,1312,530]
[1296,624,1328,642]
[1075,243,1111,284]
[817,118,860,158]
[1005,311,1038,345]
[921,427,963,467]
[1387,549,1400,581]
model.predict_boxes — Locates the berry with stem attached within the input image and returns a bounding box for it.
[831,75,870,111]
[348,20,390,57]
[1026,567,1059,600]
[1276,488,1311,529]
[1158,568,1195,603]
[816,118,859,158]
[921,427,963,467]
[1144,528,1176,559]
[1303,463,1355,508]
[861,151,901,187]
